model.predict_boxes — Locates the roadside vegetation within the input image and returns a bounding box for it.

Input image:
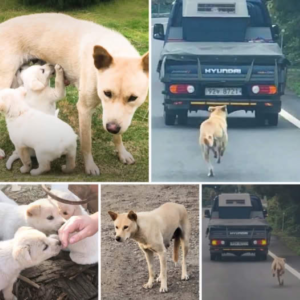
[0,0,149,182]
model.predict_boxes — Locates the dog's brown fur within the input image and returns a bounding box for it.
[199,105,228,177]
[272,257,286,286]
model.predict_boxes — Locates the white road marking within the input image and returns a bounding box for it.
[269,250,300,280]
[280,109,300,129]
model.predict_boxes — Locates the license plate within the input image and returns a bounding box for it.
[205,87,242,96]
[230,241,249,246]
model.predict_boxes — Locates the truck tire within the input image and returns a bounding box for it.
[256,252,268,261]
[210,253,217,261]
[267,113,279,126]
[164,110,176,126]
[178,111,188,125]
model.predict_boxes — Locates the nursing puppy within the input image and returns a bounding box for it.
[6,64,65,170]
[199,105,228,177]
[0,227,61,300]
[0,87,77,175]
[272,256,285,286]
[0,199,66,240]
[48,190,98,265]
[0,13,149,175]
[108,203,190,293]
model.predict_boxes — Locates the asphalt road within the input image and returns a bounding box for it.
[202,217,300,300]
[151,18,300,182]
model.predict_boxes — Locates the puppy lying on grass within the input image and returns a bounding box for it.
[272,256,285,286]
[0,226,62,300]
[7,63,66,170]
[0,87,77,175]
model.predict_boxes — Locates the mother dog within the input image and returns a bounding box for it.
[0,13,149,175]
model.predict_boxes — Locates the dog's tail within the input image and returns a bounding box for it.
[173,228,181,264]
[204,134,214,147]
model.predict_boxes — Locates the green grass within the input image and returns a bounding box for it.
[0,0,149,182]
[287,68,300,97]
[272,230,300,256]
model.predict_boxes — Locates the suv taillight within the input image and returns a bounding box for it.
[253,239,267,246]
[252,85,277,95]
[170,84,195,94]
[211,239,225,246]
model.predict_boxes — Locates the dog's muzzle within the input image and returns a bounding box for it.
[115,236,121,242]
[106,122,121,134]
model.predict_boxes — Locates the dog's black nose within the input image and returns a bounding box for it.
[116,236,121,242]
[57,240,62,246]
[106,122,121,134]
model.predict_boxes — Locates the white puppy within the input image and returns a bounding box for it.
[7,64,65,170]
[0,199,66,240]
[49,190,98,265]
[0,227,61,300]
[0,87,77,175]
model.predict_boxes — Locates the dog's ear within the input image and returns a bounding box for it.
[26,204,41,217]
[128,210,137,222]
[93,46,113,70]
[108,211,118,221]
[30,79,45,91]
[141,52,149,73]
[208,106,216,113]
[13,244,32,266]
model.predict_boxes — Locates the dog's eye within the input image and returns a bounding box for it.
[43,244,49,251]
[128,95,138,102]
[41,69,45,74]
[116,226,119,229]
[47,216,54,221]
[123,226,128,230]
[63,212,68,215]
[104,91,112,98]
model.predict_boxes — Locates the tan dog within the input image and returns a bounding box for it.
[108,203,191,293]
[272,256,286,286]
[199,105,228,177]
[0,13,149,175]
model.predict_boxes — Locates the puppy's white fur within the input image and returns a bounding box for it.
[0,87,77,175]
[7,64,65,170]
[0,199,66,241]
[0,227,61,300]
[48,190,98,265]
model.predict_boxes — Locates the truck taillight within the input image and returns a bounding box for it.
[170,84,195,94]
[253,239,267,246]
[211,239,225,246]
[252,85,277,95]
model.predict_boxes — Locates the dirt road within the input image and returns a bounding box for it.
[101,185,200,300]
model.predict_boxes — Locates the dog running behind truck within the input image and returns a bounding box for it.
[272,256,285,286]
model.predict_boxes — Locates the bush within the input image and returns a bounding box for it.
[21,0,111,9]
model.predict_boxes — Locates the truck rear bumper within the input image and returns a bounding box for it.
[210,246,268,255]
[165,98,281,113]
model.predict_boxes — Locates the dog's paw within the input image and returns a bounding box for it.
[118,150,135,165]
[30,168,43,176]
[20,165,31,174]
[0,149,5,159]
[156,276,162,283]
[181,274,190,281]
[208,170,214,177]
[159,286,168,293]
[143,282,153,289]
[85,161,100,176]
[55,64,63,73]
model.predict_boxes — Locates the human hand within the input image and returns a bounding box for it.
[59,212,98,248]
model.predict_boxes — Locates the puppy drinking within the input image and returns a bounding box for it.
[272,256,285,286]
[199,105,228,177]
[48,189,98,265]
[0,87,77,175]
[7,64,65,170]
[108,202,191,293]
[0,198,66,240]
[0,227,61,300]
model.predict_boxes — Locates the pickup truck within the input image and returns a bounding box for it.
[153,0,289,126]
[204,193,272,261]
